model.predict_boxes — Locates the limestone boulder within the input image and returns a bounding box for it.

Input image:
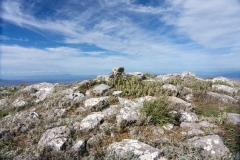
[162,84,178,92]
[226,113,240,125]
[109,67,125,78]
[71,139,86,154]
[106,139,162,160]
[212,84,238,95]
[168,96,193,111]
[116,107,141,128]
[179,111,198,123]
[211,77,234,86]
[187,135,229,158]
[38,126,70,151]
[207,92,238,103]
[84,97,109,111]
[79,112,104,132]
[92,84,111,95]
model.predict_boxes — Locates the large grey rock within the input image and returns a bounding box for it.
[180,122,201,129]
[226,113,240,125]
[38,126,70,151]
[84,97,109,111]
[79,112,104,132]
[12,97,26,107]
[22,82,56,102]
[102,105,121,117]
[207,92,238,103]
[71,139,86,154]
[118,97,142,109]
[198,121,217,128]
[179,111,198,123]
[180,71,198,79]
[212,84,238,95]
[188,135,229,158]
[157,73,178,82]
[116,107,141,128]
[109,67,125,78]
[168,96,193,111]
[93,84,111,95]
[65,92,85,102]
[106,139,162,160]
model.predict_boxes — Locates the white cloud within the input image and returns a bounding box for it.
[164,0,240,49]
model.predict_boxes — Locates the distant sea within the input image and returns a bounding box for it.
[0,74,97,87]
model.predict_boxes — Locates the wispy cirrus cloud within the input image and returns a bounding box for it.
[1,0,240,75]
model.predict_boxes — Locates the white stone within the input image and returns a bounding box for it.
[79,112,104,132]
[212,85,238,95]
[106,139,162,160]
[188,129,204,136]
[207,92,237,103]
[127,72,145,79]
[180,122,201,129]
[38,126,70,151]
[118,97,142,109]
[168,96,193,111]
[188,135,229,158]
[71,139,86,153]
[93,84,111,95]
[84,97,109,111]
[12,97,26,107]
[102,105,120,117]
[226,113,240,125]
[116,107,141,128]
[179,111,198,122]
[212,77,234,86]
[199,121,217,128]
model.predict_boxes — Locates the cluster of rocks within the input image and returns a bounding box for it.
[0,67,239,159]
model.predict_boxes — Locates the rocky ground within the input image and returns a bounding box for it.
[0,67,240,160]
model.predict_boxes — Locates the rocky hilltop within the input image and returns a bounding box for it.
[0,67,240,160]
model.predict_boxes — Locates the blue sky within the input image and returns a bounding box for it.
[1,0,240,76]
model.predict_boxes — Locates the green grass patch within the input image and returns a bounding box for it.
[140,98,178,125]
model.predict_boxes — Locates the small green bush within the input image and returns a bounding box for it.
[140,98,177,125]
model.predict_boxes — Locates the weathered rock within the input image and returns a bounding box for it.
[102,105,120,117]
[180,71,198,80]
[187,129,204,136]
[23,82,56,102]
[198,121,217,128]
[180,122,201,129]
[65,92,85,102]
[116,107,141,128]
[188,135,229,158]
[118,97,142,109]
[71,139,86,154]
[79,112,104,132]
[106,139,162,160]
[212,84,238,95]
[168,96,193,111]
[157,73,178,82]
[179,111,198,123]
[112,91,123,96]
[12,97,26,107]
[185,94,193,101]
[162,84,178,92]
[207,92,238,103]
[13,123,27,133]
[93,84,111,95]
[109,67,125,78]
[38,126,70,151]
[226,113,240,125]
[84,97,109,111]
[127,72,145,79]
